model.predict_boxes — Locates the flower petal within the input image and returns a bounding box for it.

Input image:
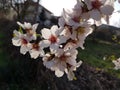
[66,59,76,66]
[51,25,59,36]
[24,22,32,29]
[57,36,67,44]
[67,70,75,81]
[17,22,25,29]
[41,28,51,39]
[89,9,101,21]
[32,23,39,31]
[55,69,64,77]
[20,45,28,55]
[12,37,21,46]
[84,0,92,10]
[58,17,65,27]
[43,60,55,69]
[29,50,40,59]
[40,40,50,48]
[100,5,114,15]
[13,30,21,37]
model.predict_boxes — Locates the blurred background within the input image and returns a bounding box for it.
[0,0,120,90]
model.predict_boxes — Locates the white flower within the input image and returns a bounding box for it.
[43,53,56,69]
[112,58,120,70]
[65,60,82,80]
[17,22,39,40]
[29,42,45,59]
[43,48,79,78]
[59,9,81,29]
[12,30,31,55]
[64,39,78,51]
[71,22,93,49]
[84,0,114,21]
[41,25,67,51]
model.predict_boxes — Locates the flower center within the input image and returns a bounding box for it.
[21,38,28,45]
[26,29,34,36]
[60,54,67,61]
[91,0,102,9]
[32,43,39,50]
[49,35,57,44]
[59,52,71,61]
[72,17,80,23]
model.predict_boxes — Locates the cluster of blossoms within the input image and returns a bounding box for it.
[12,0,114,80]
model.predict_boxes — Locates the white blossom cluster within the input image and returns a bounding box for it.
[12,0,114,80]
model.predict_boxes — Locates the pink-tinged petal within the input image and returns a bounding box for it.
[76,61,83,68]
[27,43,32,49]
[71,49,78,56]
[29,50,40,59]
[39,49,45,57]
[58,61,66,71]
[17,22,25,29]
[41,28,51,39]
[58,17,65,27]
[60,28,71,38]
[28,33,37,41]
[55,69,64,77]
[55,49,64,57]
[43,60,55,69]
[40,40,50,48]
[13,30,21,37]
[100,0,106,4]
[12,37,21,46]
[81,12,90,20]
[84,27,93,37]
[89,10,101,21]
[64,42,77,51]
[67,18,79,26]
[24,22,32,29]
[51,25,59,36]
[74,0,82,10]
[62,9,67,19]
[62,9,72,25]
[104,0,112,5]
[50,44,59,52]
[32,23,39,31]
[66,59,76,66]
[67,70,75,81]
[100,5,114,15]
[20,45,28,55]
[57,36,67,44]
[84,0,92,10]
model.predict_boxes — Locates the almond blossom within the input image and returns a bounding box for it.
[41,25,67,51]
[11,0,115,80]
[59,9,81,29]
[73,22,93,49]
[29,42,45,59]
[65,60,82,80]
[12,30,31,55]
[43,48,82,80]
[83,0,114,21]
[17,22,39,41]
[60,21,93,49]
